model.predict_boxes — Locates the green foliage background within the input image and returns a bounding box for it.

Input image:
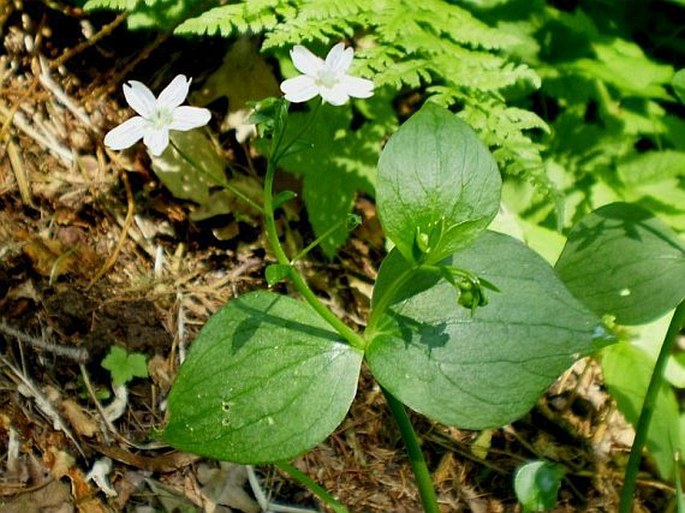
[85,0,685,255]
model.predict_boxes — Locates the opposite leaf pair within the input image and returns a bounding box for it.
[163,103,607,464]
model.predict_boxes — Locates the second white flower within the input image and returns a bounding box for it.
[280,43,374,106]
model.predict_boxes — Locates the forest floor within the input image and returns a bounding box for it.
[0,3,675,513]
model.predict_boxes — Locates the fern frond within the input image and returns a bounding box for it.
[460,99,552,197]
[372,57,433,89]
[374,0,520,52]
[262,0,368,49]
[84,0,139,11]
[263,16,357,49]
[175,1,295,37]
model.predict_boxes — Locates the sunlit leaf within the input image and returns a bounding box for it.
[555,202,685,325]
[377,102,501,265]
[366,231,604,429]
[601,342,681,480]
[164,291,363,463]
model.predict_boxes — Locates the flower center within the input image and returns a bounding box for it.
[149,107,173,129]
[315,68,339,89]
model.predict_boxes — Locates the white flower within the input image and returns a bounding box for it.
[280,43,374,106]
[104,74,211,157]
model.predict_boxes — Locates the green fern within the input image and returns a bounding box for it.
[174,0,551,253]
[92,0,551,190]
[84,0,138,10]
[206,0,546,178]
[175,1,294,38]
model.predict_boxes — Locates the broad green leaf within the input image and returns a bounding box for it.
[101,346,148,387]
[366,231,603,429]
[377,102,501,265]
[620,177,685,232]
[371,248,440,311]
[575,39,673,100]
[630,310,685,389]
[555,202,685,326]
[601,342,681,480]
[164,291,363,464]
[514,460,564,513]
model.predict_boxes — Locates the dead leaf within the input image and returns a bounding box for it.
[94,444,199,473]
[147,354,172,391]
[0,479,72,513]
[23,237,100,280]
[60,400,97,438]
[197,462,259,513]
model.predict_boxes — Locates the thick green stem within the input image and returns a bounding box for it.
[618,300,685,512]
[276,461,350,513]
[383,388,441,513]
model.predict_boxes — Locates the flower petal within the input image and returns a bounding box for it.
[281,75,320,103]
[143,127,170,156]
[340,75,374,99]
[157,75,191,110]
[320,84,350,106]
[325,43,353,74]
[290,45,323,76]
[169,106,211,131]
[123,81,157,118]
[104,116,147,150]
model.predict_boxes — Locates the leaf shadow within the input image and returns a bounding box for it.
[390,311,449,357]
[568,202,683,254]
[231,296,340,352]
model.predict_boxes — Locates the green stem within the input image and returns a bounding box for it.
[262,113,365,351]
[618,300,685,513]
[383,388,441,513]
[168,138,264,214]
[291,214,356,263]
[272,101,322,163]
[276,461,350,513]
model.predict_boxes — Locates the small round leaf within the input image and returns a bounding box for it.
[514,460,564,512]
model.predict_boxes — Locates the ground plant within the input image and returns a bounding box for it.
[1,0,684,512]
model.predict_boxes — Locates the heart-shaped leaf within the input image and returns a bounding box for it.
[164,291,363,464]
[376,102,501,264]
[555,202,685,325]
[366,231,605,429]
